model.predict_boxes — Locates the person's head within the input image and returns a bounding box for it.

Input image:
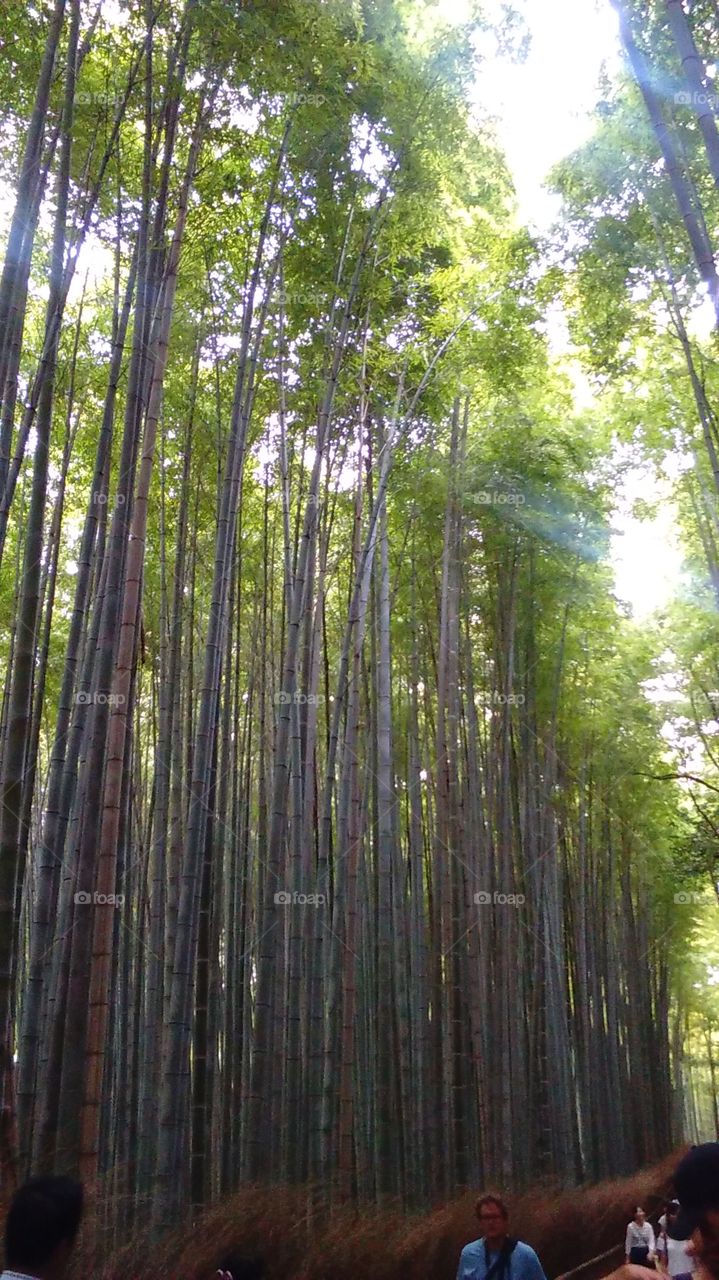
[217,1255,266,1280]
[476,1195,509,1248]
[666,1200,680,1226]
[633,1207,647,1226]
[4,1175,83,1279]
[672,1143,719,1271]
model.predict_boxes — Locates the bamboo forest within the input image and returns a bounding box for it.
[1,0,719,1263]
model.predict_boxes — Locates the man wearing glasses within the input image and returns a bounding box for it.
[457,1195,548,1280]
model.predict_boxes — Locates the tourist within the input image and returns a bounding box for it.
[656,1200,694,1280]
[626,1208,656,1269]
[456,1194,548,1280]
[1,1176,83,1280]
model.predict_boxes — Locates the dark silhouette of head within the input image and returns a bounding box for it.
[672,1143,719,1272]
[217,1255,266,1280]
[4,1175,83,1279]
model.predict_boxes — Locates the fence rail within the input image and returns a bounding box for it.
[555,1244,625,1280]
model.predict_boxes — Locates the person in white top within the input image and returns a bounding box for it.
[0,1175,83,1280]
[626,1208,657,1268]
[656,1201,695,1280]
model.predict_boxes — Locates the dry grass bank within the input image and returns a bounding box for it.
[67,1148,684,1280]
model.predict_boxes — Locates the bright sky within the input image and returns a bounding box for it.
[437,0,686,619]
[468,0,623,230]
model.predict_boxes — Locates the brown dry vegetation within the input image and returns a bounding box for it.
[48,1148,683,1280]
